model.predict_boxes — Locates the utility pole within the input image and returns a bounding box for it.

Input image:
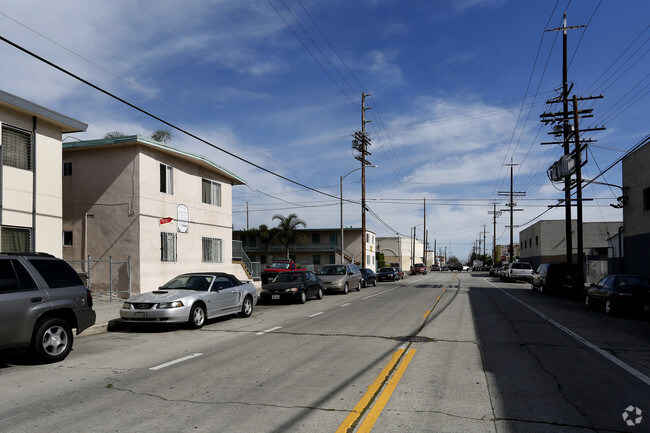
[423,198,427,266]
[499,160,525,263]
[353,92,372,269]
[488,202,501,264]
[246,202,249,230]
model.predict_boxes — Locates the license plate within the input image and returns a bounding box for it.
[272,295,280,300]
[135,312,147,319]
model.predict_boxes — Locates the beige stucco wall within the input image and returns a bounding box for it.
[1,109,65,256]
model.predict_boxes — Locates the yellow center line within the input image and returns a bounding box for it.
[335,349,405,433]
[357,348,417,433]
[422,310,431,319]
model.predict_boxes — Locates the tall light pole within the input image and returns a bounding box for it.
[340,165,376,264]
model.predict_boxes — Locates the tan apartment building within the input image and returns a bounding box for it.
[234,227,377,271]
[62,135,246,296]
[0,90,87,255]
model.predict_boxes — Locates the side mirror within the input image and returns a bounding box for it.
[589,283,596,288]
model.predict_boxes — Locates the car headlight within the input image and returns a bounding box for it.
[157,301,184,309]
[122,302,132,309]
[284,287,299,292]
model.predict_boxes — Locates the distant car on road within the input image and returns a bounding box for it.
[377,267,399,282]
[260,271,324,304]
[410,263,427,275]
[0,253,96,363]
[430,264,440,271]
[585,275,650,315]
[120,272,257,329]
[360,268,377,287]
[315,264,362,294]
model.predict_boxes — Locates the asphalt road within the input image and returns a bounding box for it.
[1,272,649,432]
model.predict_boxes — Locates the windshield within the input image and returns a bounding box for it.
[269,262,291,269]
[379,268,394,273]
[316,266,346,275]
[162,275,214,291]
[273,272,306,283]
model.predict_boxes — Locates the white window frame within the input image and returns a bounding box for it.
[161,232,177,262]
[202,237,223,263]
[160,163,174,194]
[202,179,222,206]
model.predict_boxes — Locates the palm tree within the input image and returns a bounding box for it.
[150,127,173,143]
[250,224,276,266]
[272,214,306,259]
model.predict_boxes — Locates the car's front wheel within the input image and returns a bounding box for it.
[373,279,377,287]
[240,296,254,318]
[189,304,206,329]
[316,288,324,300]
[585,295,591,309]
[33,318,73,363]
[356,281,361,291]
[605,299,614,315]
[299,291,307,304]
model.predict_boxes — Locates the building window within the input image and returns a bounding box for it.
[2,126,32,170]
[63,161,72,177]
[536,236,539,246]
[202,237,223,263]
[312,233,320,244]
[202,179,221,206]
[160,232,177,262]
[63,231,73,246]
[1,226,31,252]
[644,187,650,211]
[160,164,173,194]
[329,254,336,264]
[313,254,321,265]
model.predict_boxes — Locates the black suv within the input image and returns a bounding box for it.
[531,262,584,295]
[0,253,96,363]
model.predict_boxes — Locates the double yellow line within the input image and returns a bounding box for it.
[335,347,417,433]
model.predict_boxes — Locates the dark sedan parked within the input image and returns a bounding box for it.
[377,267,399,282]
[585,275,650,315]
[360,268,377,288]
[259,271,324,304]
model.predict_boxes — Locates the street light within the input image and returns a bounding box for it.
[340,165,377,264]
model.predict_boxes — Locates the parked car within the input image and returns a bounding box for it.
[315,264,363,294]
[531,263,584,295]
[0,253,96,363]
[430,264,440,271]
[377,267,399,282]
[395,267,405,279]
[360,268,377,288]
[585,275,650,315]
[410,263,427,275]
[489,266,500,276]
[120,272,257,329]
[260,271,324,304]
[503,262,533,282]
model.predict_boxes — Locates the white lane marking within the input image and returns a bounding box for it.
[256,326,282,335]
[150,353,203,371]
[486,279,650,387]
[308,312,325,318]
[340,303,351,307]
[362,287,400,300]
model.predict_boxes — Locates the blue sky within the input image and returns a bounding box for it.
[1,0,648,261]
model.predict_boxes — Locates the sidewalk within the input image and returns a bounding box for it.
[82,293,124,336]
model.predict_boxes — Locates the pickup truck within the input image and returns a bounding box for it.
[261,260,307,284]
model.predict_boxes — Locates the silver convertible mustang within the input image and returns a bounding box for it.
[120,272,257,329]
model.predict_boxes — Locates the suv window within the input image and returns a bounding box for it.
[0,259,37,293]
[512,263,532,269]
[28,258,84,288]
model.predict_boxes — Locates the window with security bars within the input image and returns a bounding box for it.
[160,232,177,262]
[1,226,31,252]
[202,179,221,206]
[160,163,173,194]
[2,126,32,170]
[202,237,223,263]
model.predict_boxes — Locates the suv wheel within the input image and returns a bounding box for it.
[33,318,73,363]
